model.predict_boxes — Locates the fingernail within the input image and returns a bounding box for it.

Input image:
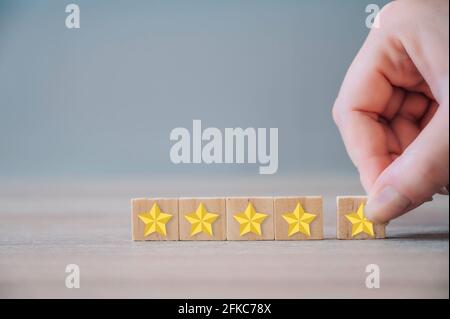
[365,186,411,223]
[438,185,449,195]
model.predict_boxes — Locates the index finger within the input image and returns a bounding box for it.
[332,15,418,191]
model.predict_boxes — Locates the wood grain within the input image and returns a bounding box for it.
[0,177,447,298]
[131,198,179,241]
[274,196,323,240]
[336,196,386,240]
[179,197,226,240]
[226,197,274,240]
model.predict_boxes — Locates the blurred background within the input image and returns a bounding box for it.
[0,0,448,299]
[0,0,390,179]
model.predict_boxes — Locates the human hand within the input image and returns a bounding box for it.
[333,0,449,223]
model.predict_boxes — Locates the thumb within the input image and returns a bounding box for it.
[365,104,449,223]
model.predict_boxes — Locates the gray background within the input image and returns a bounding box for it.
[0,0,389,178]
[0,1,448,299]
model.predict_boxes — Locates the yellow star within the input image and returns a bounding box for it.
[345,203,374,237]
[234,202,268,236]
[282,202,316,237]
[138,203,173,237]
[185,203,219,236]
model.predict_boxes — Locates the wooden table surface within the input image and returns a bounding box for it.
[0,175,448,298]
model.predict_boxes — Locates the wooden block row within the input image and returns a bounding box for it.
[131,196,386,241]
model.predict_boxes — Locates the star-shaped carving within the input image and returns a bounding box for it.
[138,203,173,236]
[184,203,219,236]
[234,202,268,236]
[282,202,316,237]
[345,203,374,237]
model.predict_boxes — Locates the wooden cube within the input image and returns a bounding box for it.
[179,198,226,240]
[274,196,323,240]
[337,196,386,240]
[131,198,179,241]
[226,197,274,240]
